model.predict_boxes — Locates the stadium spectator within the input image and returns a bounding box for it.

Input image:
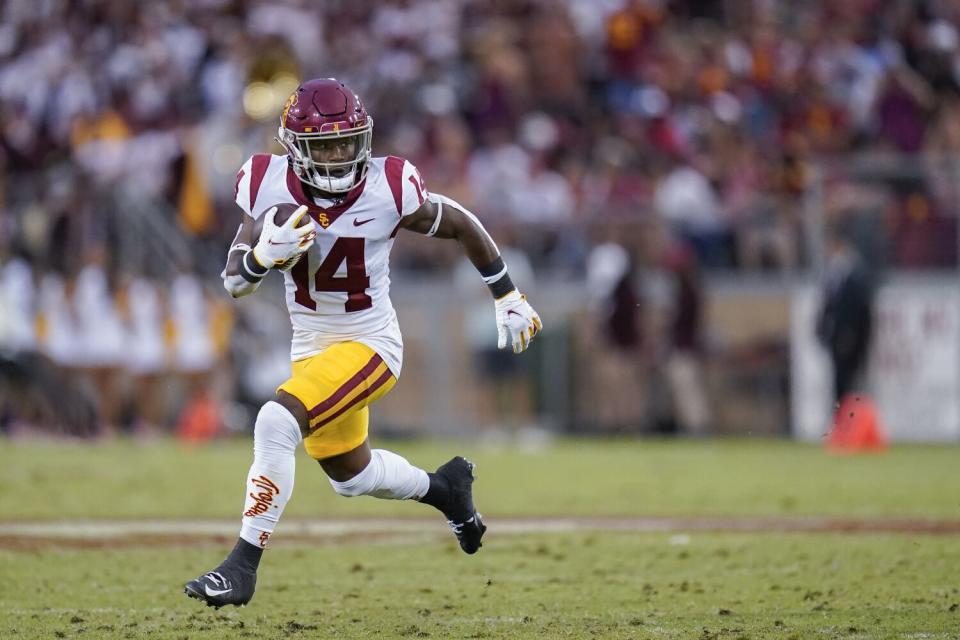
[653,156,731,268]
[5,0,960,276]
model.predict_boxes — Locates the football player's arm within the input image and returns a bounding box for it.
[400,194,542,353]
[222,205,317,298]
[222,214,265,298]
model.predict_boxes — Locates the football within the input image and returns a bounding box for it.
[272,202,311,227]
[252,202,312,239]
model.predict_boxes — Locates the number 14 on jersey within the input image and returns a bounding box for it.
[292,237,372,312]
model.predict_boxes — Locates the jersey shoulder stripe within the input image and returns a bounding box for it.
[248,154,272,211]
[235,154,289,219]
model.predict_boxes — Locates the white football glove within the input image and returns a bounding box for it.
[252,205,317,270]
[495,289,543,354]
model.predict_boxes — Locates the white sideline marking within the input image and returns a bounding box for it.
[0,518,579,539]
[1,516,958,540]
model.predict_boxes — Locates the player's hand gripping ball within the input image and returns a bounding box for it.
[252,203,317,271]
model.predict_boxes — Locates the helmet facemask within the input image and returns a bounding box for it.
[277,119,373,194]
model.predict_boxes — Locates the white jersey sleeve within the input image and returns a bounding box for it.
[234,154,285,220]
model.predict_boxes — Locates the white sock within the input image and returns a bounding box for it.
[239,401,302,548]
[329,449,430,500]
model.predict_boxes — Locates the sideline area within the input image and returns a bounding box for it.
[4,514,959,550]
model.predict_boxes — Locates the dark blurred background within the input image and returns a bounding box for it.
[1,0,958,443]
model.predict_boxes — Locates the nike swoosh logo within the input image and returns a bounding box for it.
[353,218,375,226]
[204,585,232,597]
[507,310,523,319]
[267,239,296,245]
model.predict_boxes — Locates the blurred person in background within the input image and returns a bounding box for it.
[417,114,476,208]
[584,236,649,431]
[33,268,99,437]
[653,155,732,269]
[118,274,169,435]
[816,221,875,407]
[0,252,37,355]
[185,78,542,608]
[662,242,709,436]
[0,253,38,434]
[170,268,222,442]
[1,251,100,437]
[73,249,126,435]
[454,237,537,441]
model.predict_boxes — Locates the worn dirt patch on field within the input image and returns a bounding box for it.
[1,515,958,550]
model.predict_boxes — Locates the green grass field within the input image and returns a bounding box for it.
[2,437,959,639]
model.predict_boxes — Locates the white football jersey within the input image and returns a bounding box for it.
[234,153,428,375]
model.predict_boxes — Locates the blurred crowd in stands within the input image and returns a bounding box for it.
[2,0,960,436]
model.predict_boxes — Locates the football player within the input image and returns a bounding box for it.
[185,78,541,608]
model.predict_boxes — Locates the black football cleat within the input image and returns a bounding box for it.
[184,567,256,609]
[435,456,487,554]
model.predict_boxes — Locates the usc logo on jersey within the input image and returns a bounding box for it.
[317,212,331,228]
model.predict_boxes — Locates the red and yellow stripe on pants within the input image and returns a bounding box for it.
[278,342,396,460]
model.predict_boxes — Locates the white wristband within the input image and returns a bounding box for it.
[481,265,508,285]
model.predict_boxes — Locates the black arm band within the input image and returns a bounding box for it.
[478,256,516,298]
[489,273,516,298]
[241,250,269,283]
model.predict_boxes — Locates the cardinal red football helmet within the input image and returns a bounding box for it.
[276,78,373,194]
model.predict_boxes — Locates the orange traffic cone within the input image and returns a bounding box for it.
[175,392,223,443]
[826,393,887,453]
